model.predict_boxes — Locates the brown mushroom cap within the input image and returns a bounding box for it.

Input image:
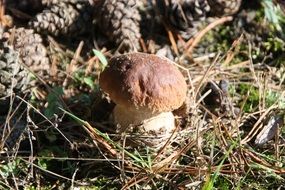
[99,52,187,112]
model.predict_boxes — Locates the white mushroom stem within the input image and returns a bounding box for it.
[113,105,175,135]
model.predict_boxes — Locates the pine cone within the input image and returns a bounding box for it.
[156,0,210,31]
[41,0,86,6]
[28,0,93,37]
[0,27,50,97]
[2,27,50,76]
[97,0,141,52]
[207,0,242,16]
[0,43,29,97]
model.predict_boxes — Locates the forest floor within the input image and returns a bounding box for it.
[0,0,285,189]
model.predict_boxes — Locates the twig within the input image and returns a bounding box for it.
[20,158,83,184]
[185,16,233,54]
[60,109,118,156]
[167,27,179,55]
[241,105,278,144]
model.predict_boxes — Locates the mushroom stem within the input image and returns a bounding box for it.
[114,105,175,134]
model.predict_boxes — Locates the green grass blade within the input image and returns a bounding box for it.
[93,49,108,68]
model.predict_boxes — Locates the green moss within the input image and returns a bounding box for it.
[237,84,260,112]
[213,175,232,190]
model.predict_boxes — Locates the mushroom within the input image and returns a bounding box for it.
[99,52,187,147]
